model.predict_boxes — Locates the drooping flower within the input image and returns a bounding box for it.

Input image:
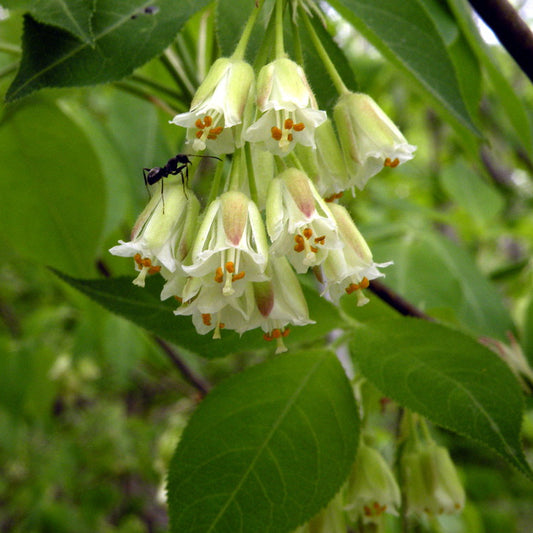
[402,443,466,516]
[334,92,416,190]
[344,442,401,523]
[295,119,348,200]
[109,182,199,287]
[250,255,314,353]
[320,202,391,306]
[266,168,341,273]
[170,57,255,153]
[245,57,327,156]
[162,191,269,338]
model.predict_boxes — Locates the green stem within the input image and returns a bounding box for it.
[420,417,434,444]
[113,81,185,114]
[232,0,266,60]
[300,6,348,95]
[275,0,286,59]
[244,142,258,206]
[0,42,20,55]
[289,7,304,66]
[254,4,277,69]
[207,156,226,205]
[161,48,195,100]
[130,73,184,101]
[228,148,244,191]
[286,151,305,172]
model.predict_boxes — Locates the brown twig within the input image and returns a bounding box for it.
[467,0,533,83]
[369,280,433,321]
[154,337,211,397]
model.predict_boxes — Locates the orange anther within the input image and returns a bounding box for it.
[195,118,204,129]
[384,157,400,168]
[271,126,282,141]
[263,333,273,341]
[294,243,305,252]
[314,235,325,244]
[202,313,212,326]
[174,296,183,302]
[363,506,372,517]
[148,265,161,275]
[225,261,235,273]
[271,328,281,339]
[142,258,152,267]
[360,277,370,289]
[203,115,213,127]
[196,130,204,138]
[282,328,290,337]
[232,271,245,281]
[134,253,142,265]
[284,118,294,130]
[219,323,225,329]
[293,122,305,131]
[303,228,313,239]
[211,126,224,135]
[310,245,318,253]
[214,267,224,283]
[294,234,304,244]
[287,133,293,142]
[345,283,358,294]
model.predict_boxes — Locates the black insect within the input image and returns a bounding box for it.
[143,154,221,208]
[131,6,159,19]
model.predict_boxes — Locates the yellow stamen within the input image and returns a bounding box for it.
[232,271,245,281]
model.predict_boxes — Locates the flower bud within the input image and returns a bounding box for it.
[344,443,401,523]
[334,92,416,190]
[402,443,465,515]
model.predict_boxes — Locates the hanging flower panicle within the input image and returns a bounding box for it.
[111,1,416,348]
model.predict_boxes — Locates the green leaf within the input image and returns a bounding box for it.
[419,0,481,124]
[168,349,359,533]
[328,0,478,133]
[440,160,505,225]
[6,0,213,102]
[446,0,533,153]
[351,317,532,478]
[52,272,345,358]
[372,229,513,339]
[0,98,105,276]
[3,0,96,44]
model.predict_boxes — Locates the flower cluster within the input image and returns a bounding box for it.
[110,3,415,352]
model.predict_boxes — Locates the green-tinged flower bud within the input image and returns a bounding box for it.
[266,168,341,273]
[109,183,199,287]
[245,58,327,156]
[251,255,313,353]
[334,92,416,190]
[171,57,255,153]
[344,443,401,523]
[321,203,391,305]
[296,119,348,199]
[402,443,465,516]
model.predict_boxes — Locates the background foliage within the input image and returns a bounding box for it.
[1,0,533,532]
